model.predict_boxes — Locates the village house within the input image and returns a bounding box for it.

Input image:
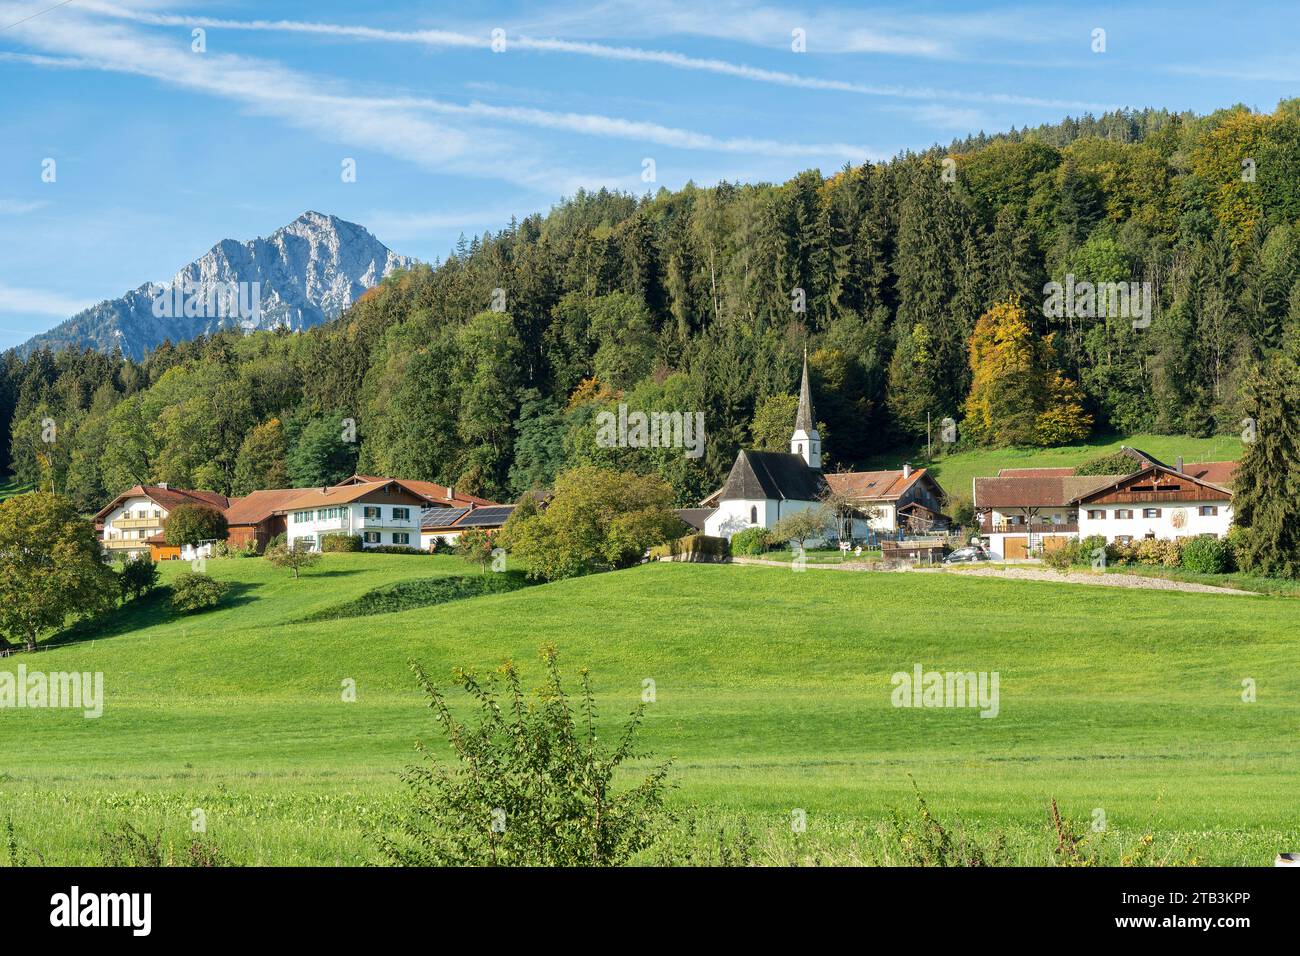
[701,352,948,542]
[99,475,501,557]
[95,484,232,561]
[972,447,1236,558]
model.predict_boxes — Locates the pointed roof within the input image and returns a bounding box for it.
[716,450,827,503]
[794,348,816,435]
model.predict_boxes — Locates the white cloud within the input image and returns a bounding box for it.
[73,0,1115,113]
[0,281,93,317]
[0,199,48,215]
[1,2,878,183]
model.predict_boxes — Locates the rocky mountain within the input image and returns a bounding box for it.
[20,211,415,359]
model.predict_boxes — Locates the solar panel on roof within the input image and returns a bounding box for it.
[455,506,515,527]
[421,507,468,528]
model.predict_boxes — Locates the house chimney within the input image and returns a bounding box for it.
[157,481,168,490]
[445,486,454,500]
[902,463,912,480]
[1176,456,1184,473]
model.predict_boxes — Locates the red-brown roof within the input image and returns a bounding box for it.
[275,480,424,511]
[94,485,231,521]
[973,474,1114,509]
[222,488,311,526]
[343,474,496,507]
[824,467,931,501]
[1182,461,1237,487]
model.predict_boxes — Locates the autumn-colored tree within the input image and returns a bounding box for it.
[963,300,1092,447]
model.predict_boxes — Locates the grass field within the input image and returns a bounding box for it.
[0,552,1294,866]
[862,432,1246,504]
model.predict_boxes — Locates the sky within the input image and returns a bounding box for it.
[0,0,1297,349]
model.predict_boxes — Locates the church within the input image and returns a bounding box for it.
[701,353,948,543]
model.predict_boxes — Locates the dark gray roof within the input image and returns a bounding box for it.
[674,508,715,532]
[795,350,815,434]
[718,450,826,502]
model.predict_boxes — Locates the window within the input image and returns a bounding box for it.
[1199,505,1218,516]
[393,532,410,545]
[1115,509,1133,519]
[393,507,410,520]
[1087,510,1105,520]
[1143,508,1161,518]
[363,531,380,544]
[750,506,758,524]
[1115,535,1133,545]
[364,506,381,519]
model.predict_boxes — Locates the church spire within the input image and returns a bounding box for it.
[795,347,815,434]
[790,348,821,469]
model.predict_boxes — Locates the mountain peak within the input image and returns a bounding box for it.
[19,213,415,360]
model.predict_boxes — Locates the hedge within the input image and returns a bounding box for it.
[649,534,729,562]
[320,533,363,552]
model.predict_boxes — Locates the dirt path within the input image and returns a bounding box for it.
[937,565,1257,595]
[726,556,1256,595]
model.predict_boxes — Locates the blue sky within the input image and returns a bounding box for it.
[1,0,1297,350]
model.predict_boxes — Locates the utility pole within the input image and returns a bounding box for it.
[926,412,932,460]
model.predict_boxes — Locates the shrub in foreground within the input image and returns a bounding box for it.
[379,645,672,866]
[320,533,363,553]
[729,526,772,556]
[1180,536,1233,574]
[170,572,230,614]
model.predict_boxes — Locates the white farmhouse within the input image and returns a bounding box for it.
[283,480,427,550]
[973,448,1236,557]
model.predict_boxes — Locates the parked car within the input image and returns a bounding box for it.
[943,546,992,564]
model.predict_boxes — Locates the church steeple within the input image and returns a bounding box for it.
[791,349,821,469]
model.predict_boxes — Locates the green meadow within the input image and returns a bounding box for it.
[0,553,1295,865]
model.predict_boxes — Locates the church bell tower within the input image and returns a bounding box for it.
[790,349,821,469]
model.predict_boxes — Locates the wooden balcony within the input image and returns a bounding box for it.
[980,520,1078,535]
[103,538,150,550]
[112,518,161,530]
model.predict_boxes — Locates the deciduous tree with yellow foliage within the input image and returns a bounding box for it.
[963,300,1092,447]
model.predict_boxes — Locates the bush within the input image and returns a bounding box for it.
[1133,538,1185,567]
[118,558,159,602]
[648,534,729,562]
[365,544,425,555]
[1073,451,1140,476]
[378,646,671,866]
[170,572,230,614]
[320,533,363,553]
[729,527,772,556]
[266,532,286,550]
[1181,536,1233,574]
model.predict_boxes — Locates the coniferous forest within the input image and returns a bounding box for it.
[5,102,1300,511]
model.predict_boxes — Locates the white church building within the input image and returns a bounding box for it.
[702,353,948,543]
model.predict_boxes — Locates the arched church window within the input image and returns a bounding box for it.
[750,506,758,524]
[796,443,803,455]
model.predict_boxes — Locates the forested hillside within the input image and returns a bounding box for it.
[3,101,1298,510]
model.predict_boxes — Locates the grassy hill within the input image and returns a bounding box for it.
[0,552,1294,865]
[862,433,1246,503]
